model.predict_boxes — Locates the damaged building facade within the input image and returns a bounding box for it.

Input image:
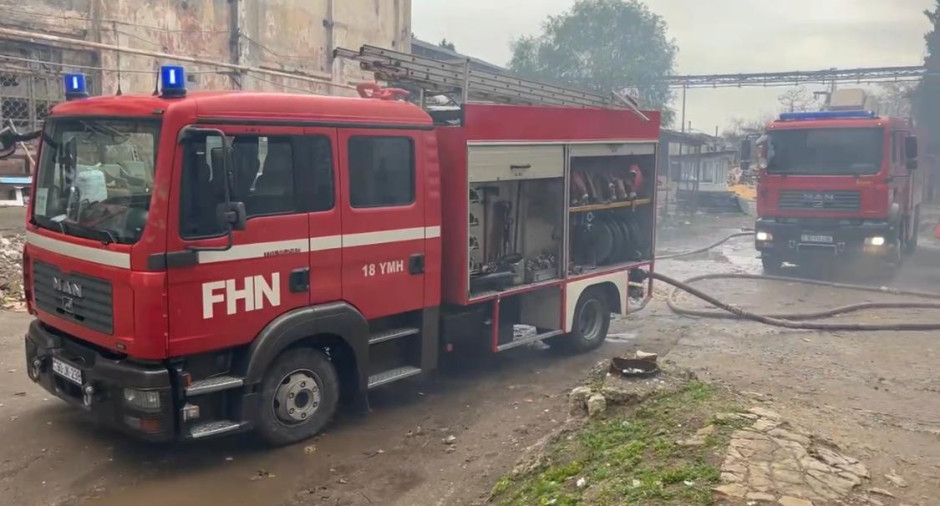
[0,0,412,130]
[0,0,410,203]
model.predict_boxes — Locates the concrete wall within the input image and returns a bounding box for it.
[0,0,411,97]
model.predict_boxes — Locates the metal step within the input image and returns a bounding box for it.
[185,375,245,396]
[368,327,420,346]
[496,330,565,352]
[187,420,246,439]
[367,366,422,389]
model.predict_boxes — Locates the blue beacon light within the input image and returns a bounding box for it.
[63,73,88,101]
[160,65,187,98]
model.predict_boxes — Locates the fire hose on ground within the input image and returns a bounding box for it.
[649,232,940,331]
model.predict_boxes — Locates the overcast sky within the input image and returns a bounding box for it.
[412,0,934,132]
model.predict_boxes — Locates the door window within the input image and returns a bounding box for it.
[348,136,415,208]
[180,134,334,239]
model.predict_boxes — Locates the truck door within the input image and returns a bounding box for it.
[303,128,343,305]
[338,129,426,319]
[166,128,314,356]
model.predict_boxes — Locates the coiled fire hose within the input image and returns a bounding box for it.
[651,232,940,331]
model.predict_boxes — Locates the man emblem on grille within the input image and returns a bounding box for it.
[62,297,74,313]
[52,277,83,298]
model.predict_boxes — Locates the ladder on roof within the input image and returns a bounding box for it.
[333,45,648,119]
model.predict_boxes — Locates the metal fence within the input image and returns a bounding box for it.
[0,40,99,132]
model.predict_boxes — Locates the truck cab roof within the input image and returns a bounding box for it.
[49,91,434,129]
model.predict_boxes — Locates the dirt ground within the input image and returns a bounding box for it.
[1,208,939,505]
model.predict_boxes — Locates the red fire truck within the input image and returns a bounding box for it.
[755,110,922,271]
[10,52,660,444]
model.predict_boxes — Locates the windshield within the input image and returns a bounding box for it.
[32,118,160,244]
[767,127,884,176]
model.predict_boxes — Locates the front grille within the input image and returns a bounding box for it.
[33,261,114,334]
[778,190,860,211]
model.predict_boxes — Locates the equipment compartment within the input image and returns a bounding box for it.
[468,145,564,182]
[468,177,564,297]
[568,150,656,274]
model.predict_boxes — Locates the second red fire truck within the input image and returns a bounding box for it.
[12,47,660,444]
[755,109,923,271]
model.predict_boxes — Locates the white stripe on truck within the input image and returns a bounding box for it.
[26,227,441,268]
[26,231,131,269]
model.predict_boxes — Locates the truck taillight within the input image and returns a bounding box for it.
[22,247,34,315]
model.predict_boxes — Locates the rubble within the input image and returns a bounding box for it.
[586,394,606,418]
[0,232,25,305]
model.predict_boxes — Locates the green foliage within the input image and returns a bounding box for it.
[493,381,739,505]
[913,1,940,152]
[508,0,677,124]
[439,38,456,52]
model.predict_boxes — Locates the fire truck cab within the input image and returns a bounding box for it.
[755,110,922,271]
[18,64,659,444]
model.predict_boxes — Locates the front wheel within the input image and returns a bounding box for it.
[254,348,340,446]
[547,289,610,353]
[761,256,782,274]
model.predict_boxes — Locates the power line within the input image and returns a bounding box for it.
[0,53,356,95]
[0,54,226,74]
[239,33,318,62]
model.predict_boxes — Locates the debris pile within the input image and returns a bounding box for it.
[0,232,25,305]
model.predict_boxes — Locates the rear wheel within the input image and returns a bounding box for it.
[761,256,782,274]
[547,289,610,353]
[255,348,339,446]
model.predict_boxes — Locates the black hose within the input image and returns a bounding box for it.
[655,231,753,260]
[651,233,940,331]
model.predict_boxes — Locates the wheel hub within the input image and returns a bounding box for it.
[578,300,603,341]
[273,370,321,424]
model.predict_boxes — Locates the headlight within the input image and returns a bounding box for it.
[756,231,772,241]
[865,236,885,246]
[123,388,162,411]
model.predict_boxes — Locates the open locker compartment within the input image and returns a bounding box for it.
[567,143,657,275]
[467,145,566,298]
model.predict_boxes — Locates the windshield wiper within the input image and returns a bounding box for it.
[60,220,119,245]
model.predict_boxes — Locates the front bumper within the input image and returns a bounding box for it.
[754,218,898,262]
[24,320,175,442]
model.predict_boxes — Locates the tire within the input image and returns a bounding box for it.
[761,256,782,274]
[254,348,340,446]
[547,289,610,353]
[606,219,625,265]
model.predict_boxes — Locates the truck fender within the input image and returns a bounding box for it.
[242,302,370,393]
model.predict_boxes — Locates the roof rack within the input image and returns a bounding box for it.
[333,45,648,120]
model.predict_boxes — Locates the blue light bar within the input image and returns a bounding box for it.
[63,73,88,100]
[779,110,878,121]
[160,65,187,97]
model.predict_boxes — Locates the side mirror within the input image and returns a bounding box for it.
[217,202,247,231]
[905,136,918,170]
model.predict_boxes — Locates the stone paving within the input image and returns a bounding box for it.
[713,407,870,505]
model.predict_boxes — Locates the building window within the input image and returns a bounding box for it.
[348,136,415,208]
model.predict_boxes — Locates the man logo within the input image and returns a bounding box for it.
[201,274,281,319]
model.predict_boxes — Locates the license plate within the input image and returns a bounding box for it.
[52,358,83,386]
[801,234,833,243]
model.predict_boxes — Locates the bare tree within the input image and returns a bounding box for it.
[722,114,775,144]
[777,87,816,113]
[870,83,914,117]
